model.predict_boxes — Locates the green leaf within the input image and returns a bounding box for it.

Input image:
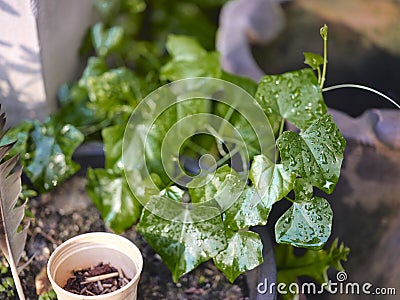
[223,187,270,230]
[160,35,221,81]
[79,57,108,87]
[1,120,84,193]
[51,84,107,136]
[0,120,33,158]
[275,197,333,249]
[91,23,124,57]
[277,114,346,194]
[255,68,327,130]
[164,35,207,60]
[276,239,349,298]
[214,231,263,283]
[220,71,257,96]
[85,67,142,117]
[86,168,142,233]
[293,178,313,201]
[137,208,226,282]
[102,125,124,171]
[303,52,324,70]
[188,165,244,211]
[250,155,295,205]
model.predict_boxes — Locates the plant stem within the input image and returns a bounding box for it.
[322,84,400,109]
[275,118,285,163]
[320,34,328,89]
[285,196,295,203]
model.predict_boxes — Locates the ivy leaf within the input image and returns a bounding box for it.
[51,84,107,136]
[277,114,346,194]
[223,187,270,230]
[276,239,349,299]
[1,120,84,193]
[91,23,124,57]
[275,197,333,249]
[303,52,324,70]
[160,35,221,81]
[293,178,313,201]
[86,168,142,233]
[214,231,263,283]
[188,165,244,211]
[26,122,84,193]
[220,71,257,96]
[102,125,124,172]
[137,208,226,282]
[255,68,327,130]
[250,155,295,205]
[85,67,142,115]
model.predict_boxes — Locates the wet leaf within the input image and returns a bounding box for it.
[250,155,295,205]
[223,186,270,231]
[1,120,84,193]
[188,165,244,211]
[214,231,263,283]
[255,68,327,130]
[85,67,142,115]
[276,239,349,299]
[137,208,226,282]
[293,178,313,201]
[86,168,142,233]
[275,197,333,249]
[277,114,346,194]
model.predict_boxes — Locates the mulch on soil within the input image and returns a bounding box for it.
[63,262,130,296]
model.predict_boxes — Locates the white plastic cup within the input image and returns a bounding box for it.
[47,232,143,300]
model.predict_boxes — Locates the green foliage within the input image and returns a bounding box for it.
[0,276,14,297]
[160,35,221,80]
[138,207,227,282]
[276,239,349,299]
[255,68,327,130]
[0,120,84,193]
[86,168,142,233]
[275,197,333,249]
[38,289,57,300]
[4,2,348,288]
[277,114,346,194]
[214,231,263,283]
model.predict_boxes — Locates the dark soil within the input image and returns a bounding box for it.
[0,176,249,300]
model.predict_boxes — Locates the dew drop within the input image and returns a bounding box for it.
[293,100,302,108]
